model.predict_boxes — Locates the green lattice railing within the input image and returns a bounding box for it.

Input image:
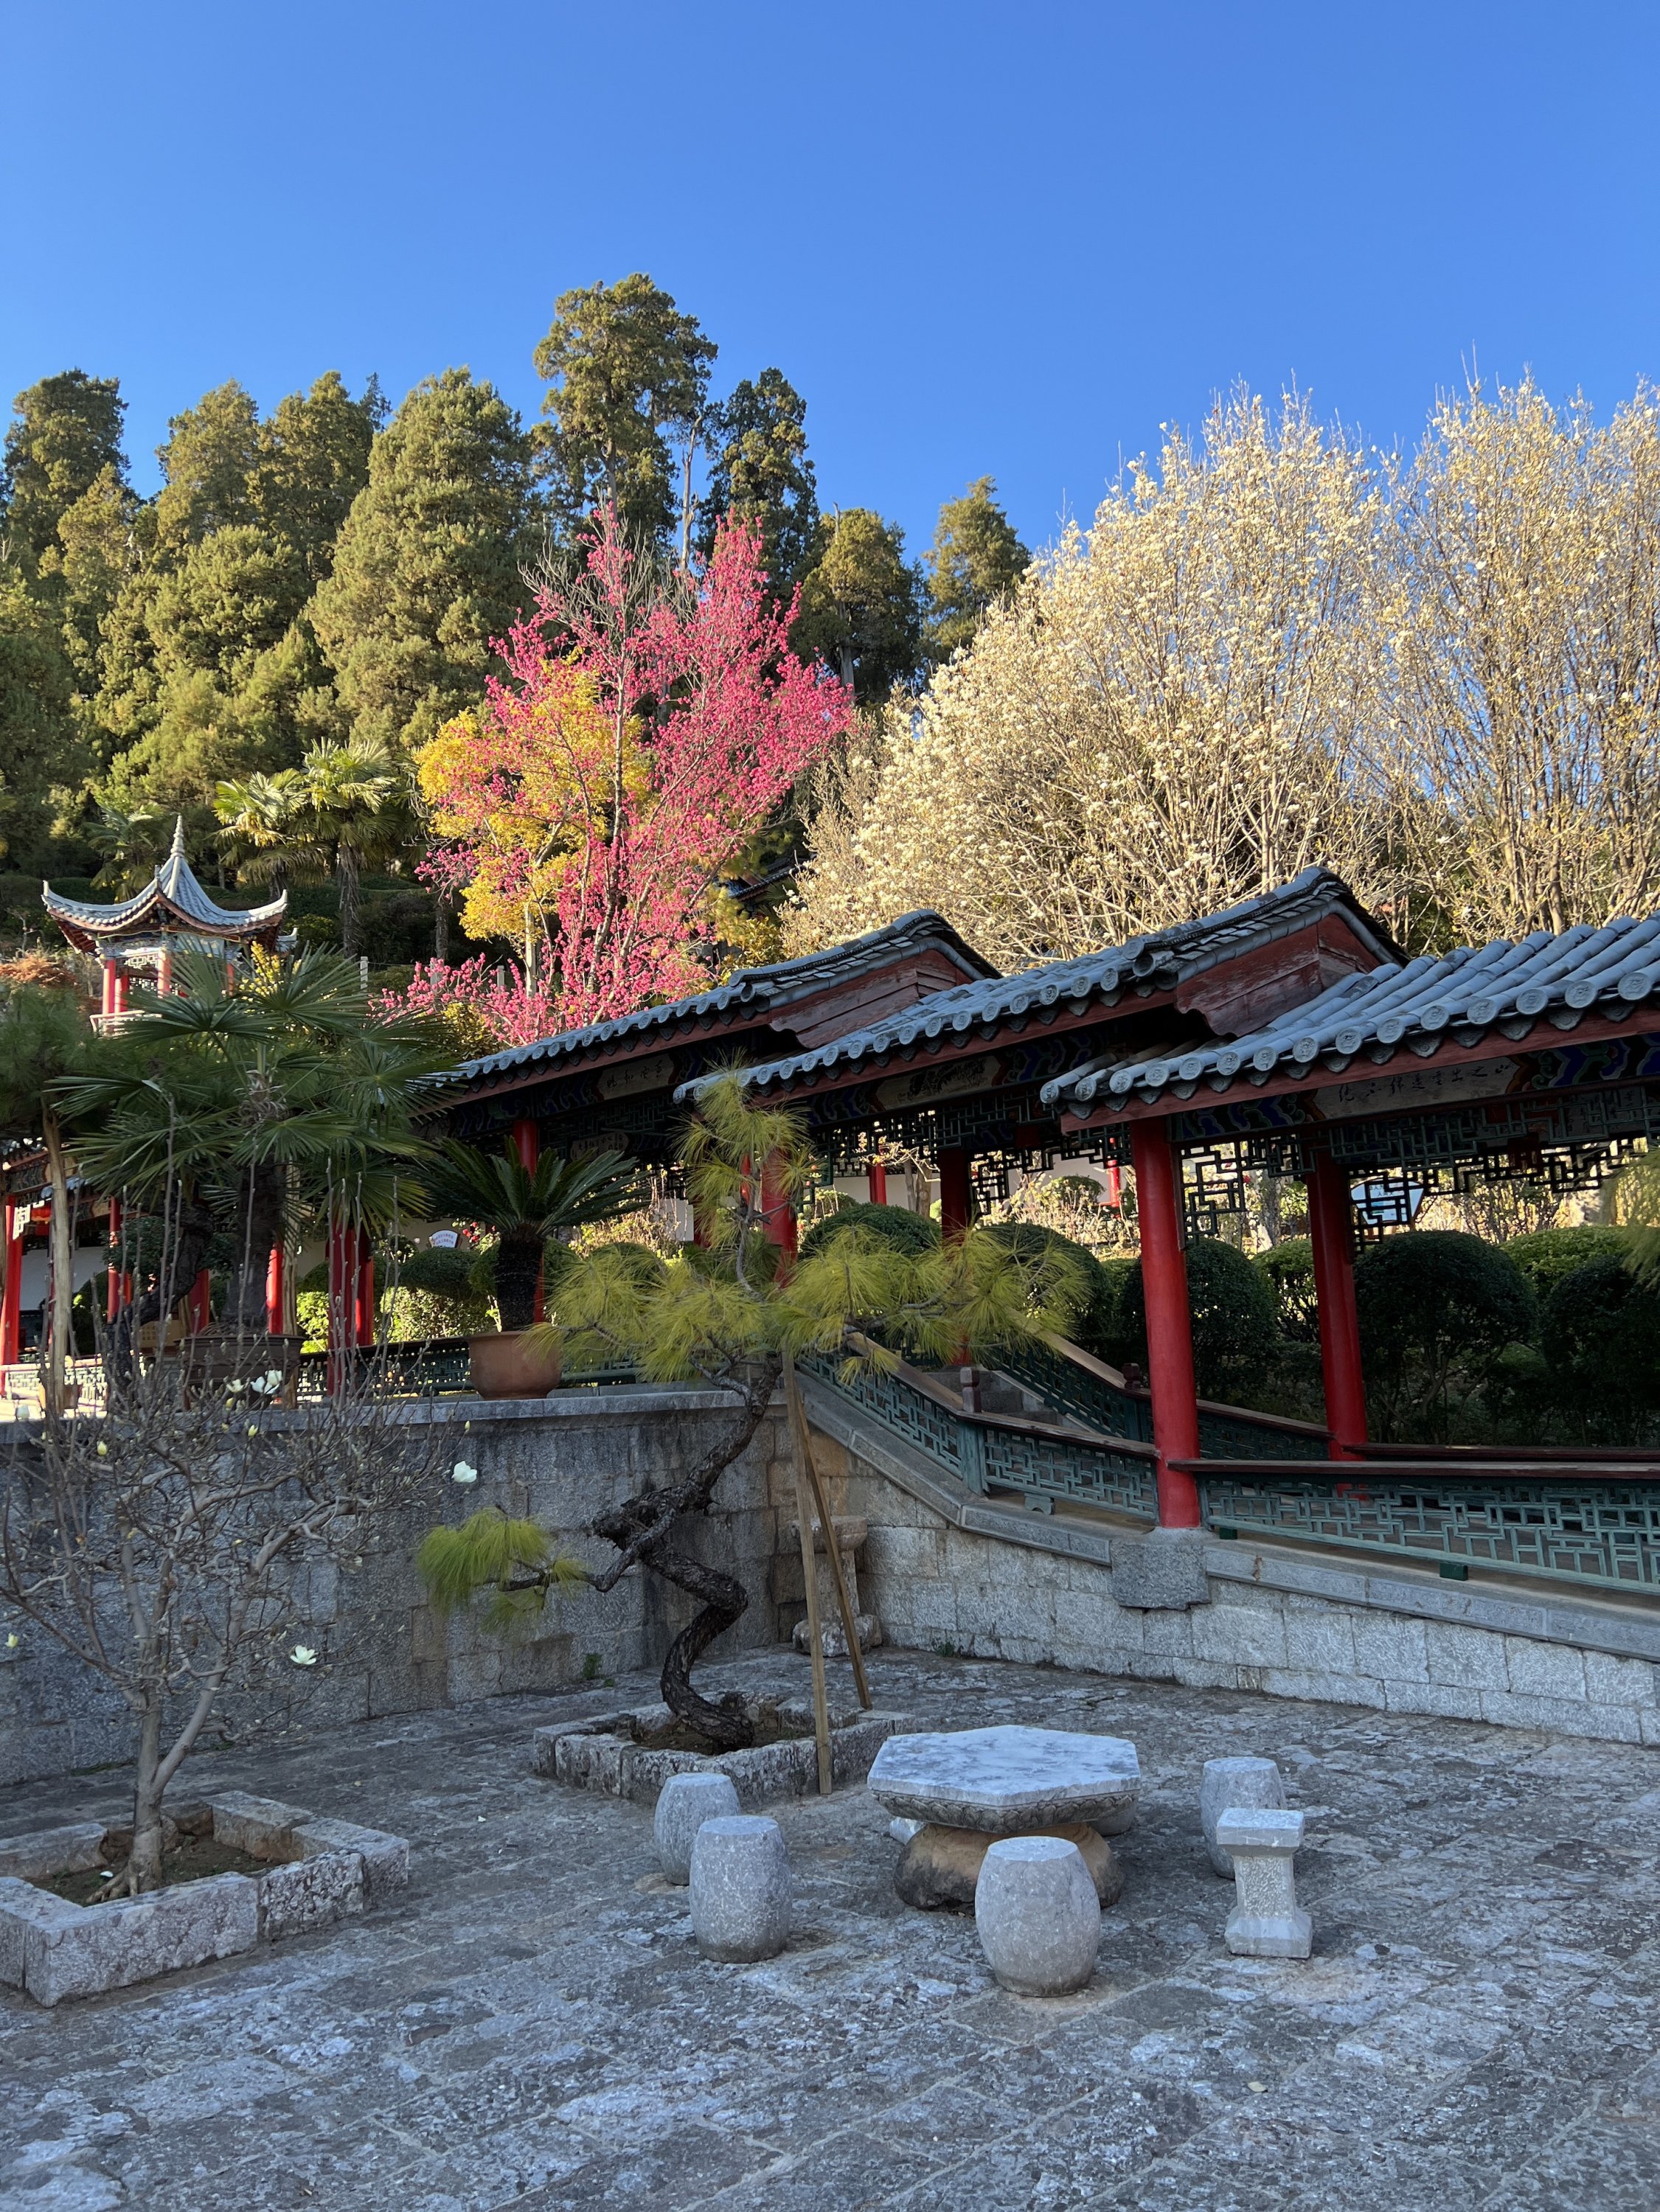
[1194,1462,1660,1594]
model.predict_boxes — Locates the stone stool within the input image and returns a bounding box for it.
[654,1772,741,1885]
[788,1516,882,1655]
[1201,1756,1286,1875]
[974,1836,1100,1995]
[1216,1806,1310,1959]
[689,1815,791,1963]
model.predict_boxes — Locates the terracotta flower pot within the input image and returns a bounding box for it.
[468,1329,563,1399]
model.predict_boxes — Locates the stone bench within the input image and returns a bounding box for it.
[1216,1806,1310,1960]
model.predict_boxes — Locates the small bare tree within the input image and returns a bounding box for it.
[0,1365,449,1894]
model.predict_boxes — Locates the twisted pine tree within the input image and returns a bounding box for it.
[417,1077,1086,1747]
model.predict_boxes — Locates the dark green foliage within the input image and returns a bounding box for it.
[396,1245,478,1300]
[1354,1230,1535,1442]
[978,1220,1117,1360]
[532,274,715,549]
[1537,1256,1660,1443]
[698,370,819,589]
[793,509,925,699]
[1256,1237,1319,1342]
[798,1200,940,1261]
[309,370,535,755]
[925,478,1029,661]
[1119,1237,1280,1400]
[1504,1225,1629,1301]
[1,371,127,572]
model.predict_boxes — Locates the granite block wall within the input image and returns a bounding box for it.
[0,1388,799,1789]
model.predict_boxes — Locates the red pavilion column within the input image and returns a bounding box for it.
[100,958,118,1021]
[327,1220,355,1394]
[355,1240,376,1348]
[1129,1119,1202,1528]
[105,1197,132,1324]
[867,1158,888,1206]
[188,1269,212,1334]
[937,1148,973,1244]
[1307,1155,1368,1459]
[759,1152,798,1274]
[265,1244,286,1338]
[512,1117,544,1321]
[0,1200,22,1368]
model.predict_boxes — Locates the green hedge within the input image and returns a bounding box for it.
[1354,1230,1535,1443]
[798,1202,941,1261]
[1117,1237,1280,1401]
[1504,1225,1629,1299]
[1537,1256,1660,1442]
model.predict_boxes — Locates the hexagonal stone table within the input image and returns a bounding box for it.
[868,1725,1139,1908]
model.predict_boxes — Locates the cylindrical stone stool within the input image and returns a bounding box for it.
[974,1836,1100,1996]
[690,1815,791,1963]
[655,1772,742,1885]
[1200,1757,1285,1876]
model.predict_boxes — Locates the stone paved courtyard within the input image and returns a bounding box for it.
[4,1647,1660,2211]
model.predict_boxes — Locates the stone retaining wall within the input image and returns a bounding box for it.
[0,1388,802,1788]
[9,1378,1660,1788]
[799,1378,1660,1750]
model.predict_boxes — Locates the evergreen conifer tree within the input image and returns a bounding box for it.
[309,369,535,755]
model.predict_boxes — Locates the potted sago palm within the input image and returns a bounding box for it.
[422,1138,645,1397]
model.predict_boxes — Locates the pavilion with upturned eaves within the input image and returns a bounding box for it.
[43,817,288,1022]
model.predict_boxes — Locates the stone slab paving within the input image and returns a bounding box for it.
[3,1649,1660,2210]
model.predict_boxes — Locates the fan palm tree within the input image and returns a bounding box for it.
[291,740,411,957]
[421,1140,647,1332]
[213,770,304,891]
[56,950,450,1362]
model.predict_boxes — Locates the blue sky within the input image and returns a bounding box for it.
[6,1,1659,557]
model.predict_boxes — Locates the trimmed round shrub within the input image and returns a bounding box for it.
[1539,1255,1660,1443]
[978,1220,1116,1358]
[398,1245,479,1301]
[1118,1237,1280,1402]
[1255,1237,1318,1343]
[1354,1229,1535,1442]
[798,1201,940,1262]
[1504,1225,1628,1302]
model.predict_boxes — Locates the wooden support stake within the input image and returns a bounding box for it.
[793,1460,833,1795]
[783,1349,872,1710]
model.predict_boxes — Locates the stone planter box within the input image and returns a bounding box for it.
[0,1790,409,2007]
[535,1697,907,1806]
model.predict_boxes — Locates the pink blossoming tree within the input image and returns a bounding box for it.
[404,506,852,1042]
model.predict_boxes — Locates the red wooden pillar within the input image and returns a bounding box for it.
[512,1116,544,1321]
[0,1201,21,1368]
[107,1198,121,1323]
[1307,1155,1368,1459]
[187,1269,212,1334]
[156,945,173,997]
[265,1245,286,1338]
[355,1242,376,1347]
[759,1152,798,1275]
[1129,1120,1202,1528]
[937,1147,973,1244]
[327,1221,355,1394]
[867,1158,889,1206]
[100,958,117,1020]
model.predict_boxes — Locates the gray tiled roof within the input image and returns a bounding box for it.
[429,909,995,1092]
[44,817,286,936]
[1041,915,1660,1115]
[677,869,1395,1105]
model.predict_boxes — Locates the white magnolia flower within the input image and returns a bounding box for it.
[5,1632,18,1649]
[452,1461,479,1486]
[96,1441,108,1457]
[289,1645,318,1667]
[252,1370,283,1396]
[226,1379,244,1394]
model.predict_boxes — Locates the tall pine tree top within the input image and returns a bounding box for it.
[309,369,535,755]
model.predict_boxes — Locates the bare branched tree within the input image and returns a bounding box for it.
[0,1365,450,1895]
